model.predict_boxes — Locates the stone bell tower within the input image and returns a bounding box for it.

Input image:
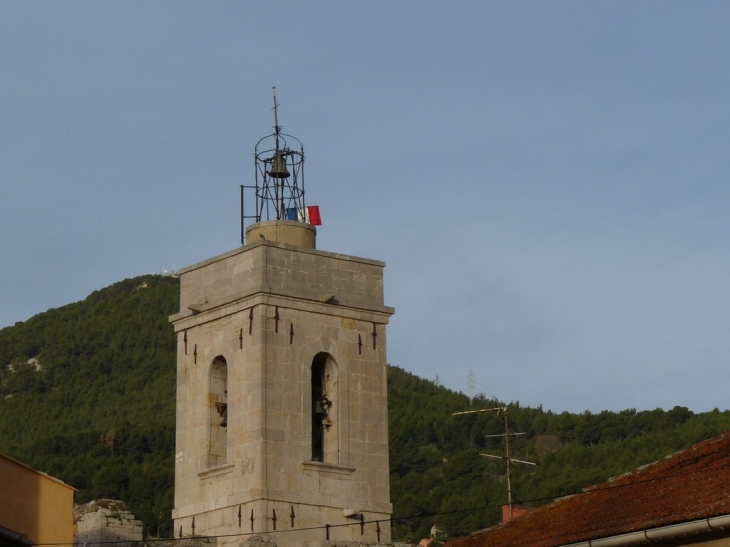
[170,92,394,547]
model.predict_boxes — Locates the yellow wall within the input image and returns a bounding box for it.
[0,454,75,546]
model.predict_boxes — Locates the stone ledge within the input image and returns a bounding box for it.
[171,294,394,330]
[197,463,235,480]
[302,461,356,475]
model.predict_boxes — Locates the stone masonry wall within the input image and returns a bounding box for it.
[75,500,143,547]
[173,241,389,321]
[171,240,394,547]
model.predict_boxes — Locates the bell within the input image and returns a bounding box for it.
[269,153,290,179]
[314,400,325,415]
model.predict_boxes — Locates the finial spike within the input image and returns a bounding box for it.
[272,86,281,135]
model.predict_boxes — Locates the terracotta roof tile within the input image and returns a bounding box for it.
[447,432,730,547]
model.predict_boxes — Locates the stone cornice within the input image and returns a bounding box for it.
[170,289,394,331]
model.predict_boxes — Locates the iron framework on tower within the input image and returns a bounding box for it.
[241,87,306,244]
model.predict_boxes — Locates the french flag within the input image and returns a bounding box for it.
[286,205,322,226]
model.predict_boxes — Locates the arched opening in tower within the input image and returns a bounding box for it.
[208,356,228,467]
[311,352,338,462]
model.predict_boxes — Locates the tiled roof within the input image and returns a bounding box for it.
[448,432,730,547]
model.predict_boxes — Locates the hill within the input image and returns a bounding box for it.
[0,275,178,537]
[2,275,730,541]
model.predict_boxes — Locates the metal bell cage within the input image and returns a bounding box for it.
[240,125,307,244]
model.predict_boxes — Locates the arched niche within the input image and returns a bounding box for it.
[208,355,228,467]
[311,352,339,463]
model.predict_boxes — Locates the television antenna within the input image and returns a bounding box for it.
[452,405,535,520]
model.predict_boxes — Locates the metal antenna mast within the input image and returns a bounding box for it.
[452,406,535,520]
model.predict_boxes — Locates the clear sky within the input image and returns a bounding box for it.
[2,2,729,413]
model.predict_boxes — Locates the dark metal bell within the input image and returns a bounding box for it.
[314,400,325,415]
[269,153,290,179]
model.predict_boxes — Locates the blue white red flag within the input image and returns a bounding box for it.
[285,206,322,226]
[306,205,322,226]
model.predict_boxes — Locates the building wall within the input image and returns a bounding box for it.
[171,240,394,547]
[0,454,75,546]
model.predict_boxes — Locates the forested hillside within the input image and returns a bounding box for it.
[2,276,730,541]
[388,367,730,540]
[0,276,178,537]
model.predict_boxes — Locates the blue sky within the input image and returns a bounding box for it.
[2,2,729,413]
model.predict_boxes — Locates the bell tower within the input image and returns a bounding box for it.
[170,91,394,547]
